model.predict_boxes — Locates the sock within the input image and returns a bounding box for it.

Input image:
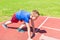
[5,21,11,25]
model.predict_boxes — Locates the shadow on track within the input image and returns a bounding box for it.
[8,26,47,38]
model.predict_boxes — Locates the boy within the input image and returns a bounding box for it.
[2,10,40,40]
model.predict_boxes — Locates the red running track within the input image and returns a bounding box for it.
[0,16,60,40]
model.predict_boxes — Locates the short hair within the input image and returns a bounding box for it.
[32,10,40,15]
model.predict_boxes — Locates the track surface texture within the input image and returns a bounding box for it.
[0,16,60,40]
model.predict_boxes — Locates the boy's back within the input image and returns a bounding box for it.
[16,10,30,23]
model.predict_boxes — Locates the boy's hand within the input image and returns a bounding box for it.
[25,23,32,40]
[27,38,32,40]
[31,33,35,38]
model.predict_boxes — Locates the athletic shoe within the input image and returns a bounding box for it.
[17,28,25,32]
[2,24,8,29]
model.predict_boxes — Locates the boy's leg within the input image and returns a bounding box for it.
[17,23,25,32]
[2,20,12,28]
[19,24,25,29]
[2,14,19,29]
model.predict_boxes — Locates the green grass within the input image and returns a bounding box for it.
[0,0,60,22]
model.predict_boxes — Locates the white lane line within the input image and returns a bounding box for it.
[48,17,60,20]
[39,34,59,40]
[38,17,49,28]
[37,17,60,40]
[40,16,60,19]
[35,17,49,34]
[39,26,60,40]
[35,17,48,35]
[42,26,60,32]
[39,34,44,40]
[27,17,48,40]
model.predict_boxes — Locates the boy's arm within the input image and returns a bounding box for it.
[30,19,35,38]
[25,23,31,39]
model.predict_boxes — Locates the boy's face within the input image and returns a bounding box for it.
[31,12,39,20]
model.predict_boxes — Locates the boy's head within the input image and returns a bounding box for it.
[30,10,40,20]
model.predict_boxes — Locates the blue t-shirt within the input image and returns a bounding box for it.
[16,10,30,23]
